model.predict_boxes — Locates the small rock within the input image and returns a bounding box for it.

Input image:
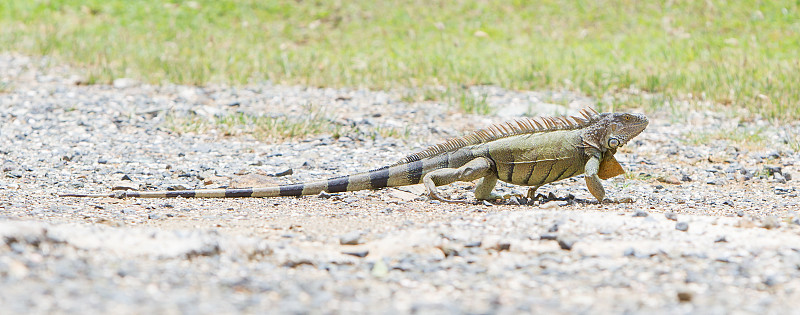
[481,235,510,251]
[708,153,730,163]
[773,173,786,183]
[677,291,693,302]
[111,181,140,191]
[785,172,792,181]
[112,78,139,89]
[67,74,87,85]
[548,224,559,232]
[633,210,649,217]
[681,174,693,182]
[556,236,577,250]
[439,244,459,257]
[657,175,681,185]
[482,200,493,207]
[318,191,332,199]
[722,200,734,207]
[615,196,635,203]
[764,276,779,287]
[339,231,363,245]
[623,247,636,257]
[163,183,189,191]
[388,189,419,202]
[763,165,782,176]
[737,210,745,217]
[342,250,369,258]
[342,197,359,204]
[7,260,29,278]
[540,233,557,241]
[272,168,293,177]
[203,176,229,187]
[762,216,780,229]
[539,202,559,210]
[464,241,482,248]
[715,236,728,243]
[706,178,728,185]
[676,222,689,231]
[665,212,678,221]
[371,260,389,278]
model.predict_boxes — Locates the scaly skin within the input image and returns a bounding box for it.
[60,109,649,203]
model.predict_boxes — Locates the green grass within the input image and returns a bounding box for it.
[0,81,10,93]
[683,125,767,148]
[1,0,798,119]
[403,86,491,115]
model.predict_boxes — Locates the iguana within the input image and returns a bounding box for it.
[61,108,648,203]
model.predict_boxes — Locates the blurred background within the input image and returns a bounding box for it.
[1,0,797,120]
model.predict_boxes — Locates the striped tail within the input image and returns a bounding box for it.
[58,152,470,199]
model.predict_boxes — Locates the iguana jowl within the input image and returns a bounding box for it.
[61,108,648,202]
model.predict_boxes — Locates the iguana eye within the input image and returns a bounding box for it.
[608,138,620,148]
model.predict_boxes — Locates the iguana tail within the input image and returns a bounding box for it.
[60,152,473,198]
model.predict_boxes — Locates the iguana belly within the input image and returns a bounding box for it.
[481,130,588,187]
[494,155,587,186]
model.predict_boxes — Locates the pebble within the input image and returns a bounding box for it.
[763,165,782,176]
[112,181,140,191]
[112,78,139,89]
[706,178,728,186]
[539,233,558,241]
[657,176,681,185]
[556,236,577,251]
[676,222,689,231]
[539,202,559,210]
[677,291,693,302]
[665,212,678,221]
[339,231,363,245]
[762,217,780,230]
[342,250,369,258]
[633,210,649,217]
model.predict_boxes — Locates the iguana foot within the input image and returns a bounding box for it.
[428,190,471,204]
[477,192,505,201]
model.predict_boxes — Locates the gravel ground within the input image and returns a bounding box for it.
[1,53,800,314]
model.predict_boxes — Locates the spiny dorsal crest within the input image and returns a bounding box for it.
[395,108,600,165]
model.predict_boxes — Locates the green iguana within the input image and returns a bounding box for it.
[61,108,648,203]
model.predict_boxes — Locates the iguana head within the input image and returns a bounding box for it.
[585,112,649,151]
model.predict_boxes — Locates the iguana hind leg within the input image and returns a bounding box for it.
[422,157,496,203]
[474,174,499,200]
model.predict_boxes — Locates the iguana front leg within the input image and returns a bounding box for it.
[422,157,497,203]
[584,150,606,202]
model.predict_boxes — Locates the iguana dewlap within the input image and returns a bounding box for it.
[61,108,648,203]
